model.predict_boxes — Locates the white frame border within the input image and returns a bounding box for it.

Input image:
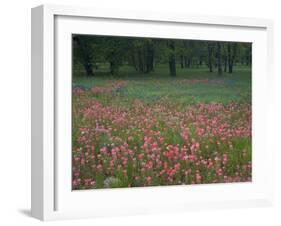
[31,4,274,221]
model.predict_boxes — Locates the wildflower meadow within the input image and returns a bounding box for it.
[72,36,252,190]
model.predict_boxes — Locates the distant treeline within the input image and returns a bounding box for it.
[72,35,252,77]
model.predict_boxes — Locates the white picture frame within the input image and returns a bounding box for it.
[31,4,274,221]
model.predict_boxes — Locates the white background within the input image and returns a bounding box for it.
[0,0,280,225]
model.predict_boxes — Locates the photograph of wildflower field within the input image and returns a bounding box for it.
[72,35,252,190]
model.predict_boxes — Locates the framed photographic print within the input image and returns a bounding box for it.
[31,4,274,221]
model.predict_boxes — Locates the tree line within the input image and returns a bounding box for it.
[73,35,252,77]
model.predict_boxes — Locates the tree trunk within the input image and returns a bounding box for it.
[83,62,93,76]
[227,43,232,73]
[184,56,188,67]
[137,49,144,73]
[180,55,184,68]
[187,58,191,68]
[132,51,138,71]
[229,63,233,73]
[75,36,94,76]
[217,42,223,75]
[150,48,154,71]
[145,42,154,73]
[227,43,237,73]
[169,60,176,77]
[199,57,203,66]
[168,40,176,77]
[207,43,213,72]
[224,56,227,72]
[110,61,114,75]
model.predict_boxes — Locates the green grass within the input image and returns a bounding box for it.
[73,64,251,105]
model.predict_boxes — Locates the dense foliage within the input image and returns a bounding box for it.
[73,35,252,77]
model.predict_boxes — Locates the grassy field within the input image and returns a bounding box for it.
[73,65,251,104]
[72,65,252,189]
